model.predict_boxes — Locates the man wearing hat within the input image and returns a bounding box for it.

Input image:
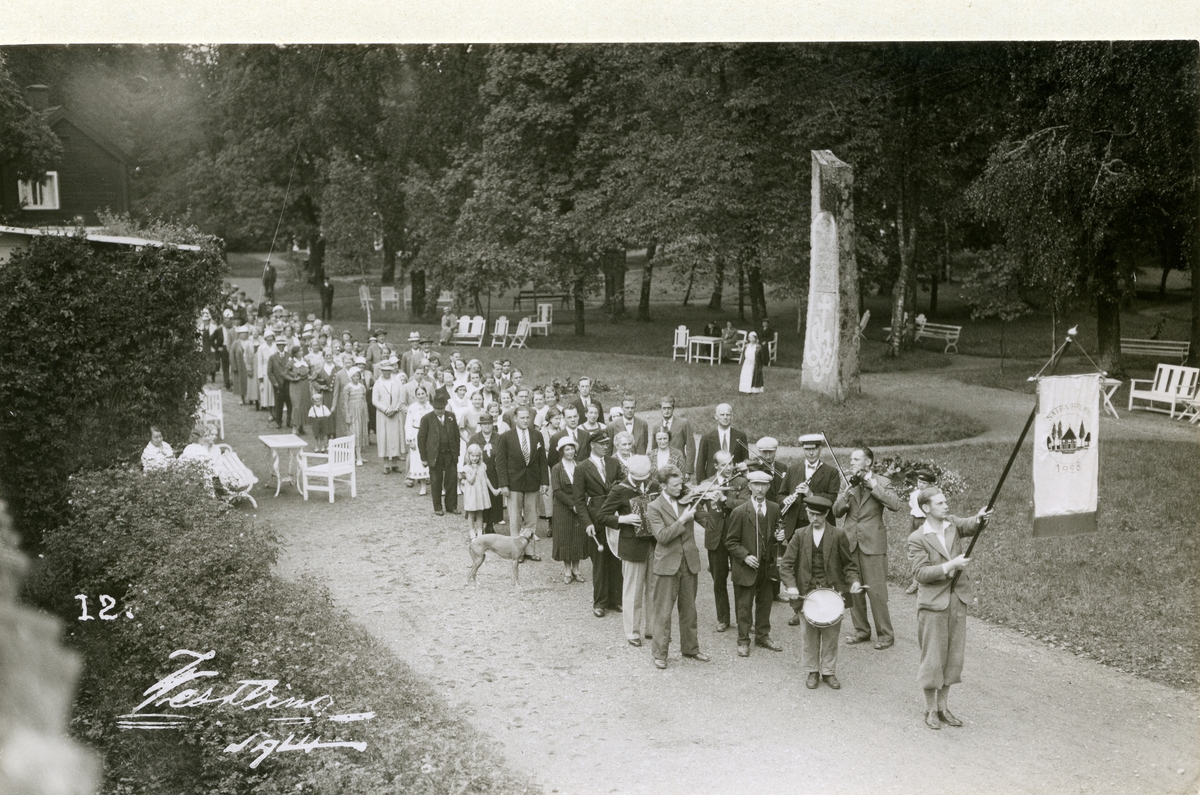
[725,469,783,656]
[699,450,749,632]
[644,464,712,669]
[905,470,938,594]
[495,406,548,558]
[907,488,992,729]
[781,496,863,689]
[267,336,292,429]
[365,331,384,373]
[418,387,461,515]
[753,436,789,604]
[598,454,661,646]
[401,331,423,377]
[577,430,624,618]
[781,433,842,624]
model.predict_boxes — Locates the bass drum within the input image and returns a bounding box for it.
[800,588,846,628]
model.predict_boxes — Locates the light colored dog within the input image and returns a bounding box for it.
[467,527,535,586]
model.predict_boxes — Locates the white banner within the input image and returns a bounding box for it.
[1033,374,1100,536]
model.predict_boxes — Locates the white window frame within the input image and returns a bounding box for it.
[17,171,60,210]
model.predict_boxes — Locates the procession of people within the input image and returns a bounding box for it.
[189,286,994,730]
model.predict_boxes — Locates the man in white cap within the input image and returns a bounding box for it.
[781,432,843,625]
[598,454,661,647]
[725,469,783,656]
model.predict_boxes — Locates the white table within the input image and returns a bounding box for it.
[1101,377,1122,419]
[688,336,723,365]
[259,434,308,496]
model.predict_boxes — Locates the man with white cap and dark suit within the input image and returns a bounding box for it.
[781,432,843,625]
[577,430,623,618]
[725,469,783,657]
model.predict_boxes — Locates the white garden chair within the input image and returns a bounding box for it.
[490,316,510,347]
[380,286,400,310]
[672,325,689,361]
[508,316,532,349]
[200,388,224,439]
[299,435,357,503]
[529,302,553,336]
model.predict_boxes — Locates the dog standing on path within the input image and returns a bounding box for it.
[467,527,535,586]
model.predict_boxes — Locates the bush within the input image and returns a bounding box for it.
[0,233,225,548]
[25,466,531,795]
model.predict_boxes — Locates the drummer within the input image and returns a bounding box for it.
[780,496,863,691]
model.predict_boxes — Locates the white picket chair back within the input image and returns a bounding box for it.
[299,435,357,503]
[380,286,399,309]
[672,325,689,361]
[491,315,510,347]
[358,285,373,309]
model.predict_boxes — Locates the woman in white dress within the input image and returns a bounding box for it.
[372,360,406,473]
[257,331,276,413]
[406,386,433,494]
[738,330,765,394]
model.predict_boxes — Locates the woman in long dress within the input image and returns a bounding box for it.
[244,328,260,408]
[738,330,765,394]
[372,361,406,473]
[256,332,276,413]
[343,368,370,466]
[406,386,433,494]
[285,346,312,435]
[550,438,589,583]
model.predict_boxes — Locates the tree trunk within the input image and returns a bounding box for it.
[1189,216,1200,367]
[604,249,627,319]
[1094,246,1124,377]
[708,257,725,310]
[411,268,427,319]
[637,243,656,321]
[888,186,919,358]
[748,265,766,324]
[574,278,587,336]
[682,262,697,306]
[736,264,746,323]
[381,234,397,285]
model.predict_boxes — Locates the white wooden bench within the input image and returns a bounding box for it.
[882,318,962,353]
[1127,363,1200,418]
[1121,338,1190,364]
[213,444,259,508]
[450,315,486,346]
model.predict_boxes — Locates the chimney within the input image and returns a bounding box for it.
[25,84,49,112]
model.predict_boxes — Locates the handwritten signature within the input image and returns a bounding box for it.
[120,649,373,767]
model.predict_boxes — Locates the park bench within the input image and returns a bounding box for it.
[299,435,357,503]
[512,290,571,311]
[450,315,486,346]
[528,303,554,336]
[200,388,224,439]
[883,316,962,353]
[507,316,532,349]
[490,316,510,347]
[1127,363,1200,418]
[1120,338,1190,364]
[402,286,455,312]
[213,444,259,508]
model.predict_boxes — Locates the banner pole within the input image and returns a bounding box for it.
[949,330,1076,592]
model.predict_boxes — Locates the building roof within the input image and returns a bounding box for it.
[0,225,201,251]
[43,106,133,165]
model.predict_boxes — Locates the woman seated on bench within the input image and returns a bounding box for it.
[141,425,175,472]
[179,423,227,496]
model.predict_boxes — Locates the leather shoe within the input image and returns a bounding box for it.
[593,608,606,618]
[628,637,642,647]
[644,633,653,640]
[755,637,783,652]
[873,640,894,650]
[925,710,942,730]
[845,634,872,645]
[653,658,667,670]
[788,614,801,626]
[806,672,819,689]
[684,652,711,663]
[937,709,962,727]
[823,674,841,690]
[715,622,729,632]
[434,510,445,516]
[737,644,750,658]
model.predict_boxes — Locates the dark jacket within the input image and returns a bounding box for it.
[417,410,460,469]
[780,460,841,537]
[695,427,748,480]
[780,523,860,597]
[575,455,621,529]
[597,479,662,563]
[494,426,548,492]
[725,497,780,586]
[698,473,750,551]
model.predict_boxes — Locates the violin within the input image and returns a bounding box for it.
[677,477,733,505]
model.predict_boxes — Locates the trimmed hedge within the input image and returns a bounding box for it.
[26,465,533,795]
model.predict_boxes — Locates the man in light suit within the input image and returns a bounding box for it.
[568,376,603,424]
[400,331,423,377]
[907,487,991,730]
[598,455,661,646]
[607,395,648,454]
[694,403,748,480]
[645,464,712,669]
[650,395,696,479]
[725,470,784,657]
[494,406,548,561]
[833,446,904,649]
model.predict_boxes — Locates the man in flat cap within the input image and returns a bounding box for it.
[781,433,842,625]
[754,436,789,603]
[418,386,461,516]
[725,469,783,656]
[781,496,862,690]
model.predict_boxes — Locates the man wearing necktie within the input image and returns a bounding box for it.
[780,432,842,625]
[495,406,549,561]
[576,431,624,618]
[695,403,748,480]
[725,470,783,657]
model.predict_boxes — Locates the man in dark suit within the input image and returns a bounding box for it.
[753,436,790,605]
[725,470,784,657]
[417,388,461,516]
[319,277,335,321]
[699,451,748,632]
[568,376,603,424]
[261,262,277,303]
[644,464,711,669]
[607,395,649,455]
[549,406,590,468]
[833,446,904,649]
[907,487,991,729]
[598,455,660,646]
[651,395,696,478]
[267,336,291,429]
[780,433,843,625]
[494,405,548,561]
[780,496,863,690]
[467,413,504,534]
[218,310,236,390]
[575,431,623,617]
[694,403,748,480]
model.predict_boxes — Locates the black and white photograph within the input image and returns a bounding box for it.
[1,4,1198,793]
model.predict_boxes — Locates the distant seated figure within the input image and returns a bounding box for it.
[704,321,721,337]
[179,423,225,496]
[721,321,739,360]
[140,425,175,472]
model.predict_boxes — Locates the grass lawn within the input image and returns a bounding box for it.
[788,438,1199,690]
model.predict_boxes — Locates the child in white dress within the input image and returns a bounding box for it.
[459,444,497,539]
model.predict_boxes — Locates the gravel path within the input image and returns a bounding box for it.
[219,398,1199,795]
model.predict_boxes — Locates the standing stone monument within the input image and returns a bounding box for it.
[801,150,860,402]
